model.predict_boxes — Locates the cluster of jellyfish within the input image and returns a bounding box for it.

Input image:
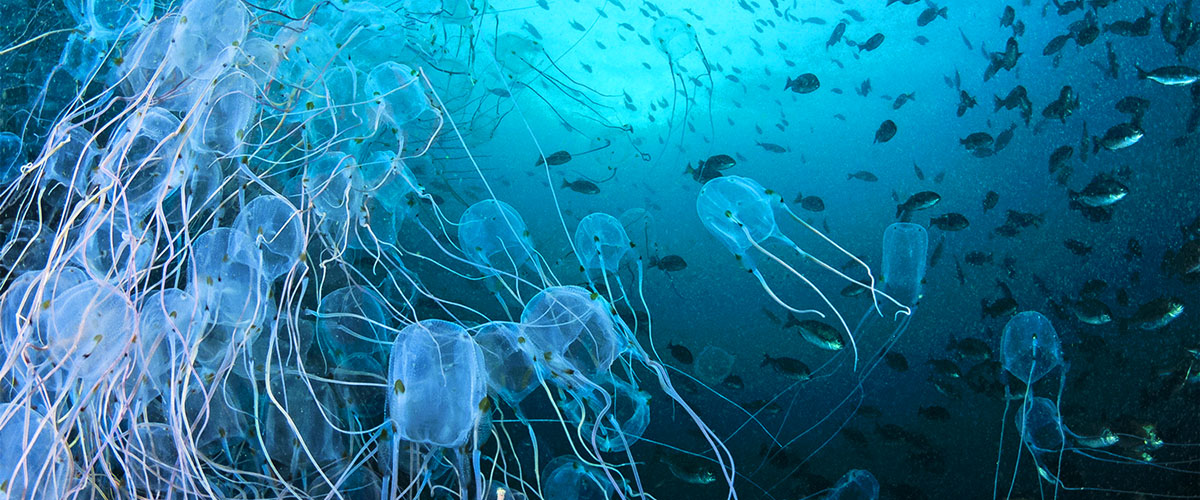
[0,0,754,498]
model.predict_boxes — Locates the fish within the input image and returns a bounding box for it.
[917,4,948,26]
[848,170,878,182]
[874,120,897,143]
[982,281,1018,318]
[668,342,694,364]
[844,9,866,21]
[1125,297,1185,330]
[957,90,977,117]
[896,191,941,220]
[1136,65,1199,85]
[994,85,1029,112]
[930,213,969,231]
[1063,239,1093,256]
[756,141,788,153]
[841,283,867,297]
[1115,96,1150,123]
[994,123,1017,152]
[784,73,820,93]
[964,251,993,265]
[1042,85,1079,122]
[947,337,992,361]
[913,162,925,180]
[660,450,717,485]
[1043,34,1072,55]
[959,27,973,49]
[1000,5,1015,27]
[561,178,600,194]
[722,374,744,390]
[1094,122,1144,152]
[762,354,811,381]
[826,22,847,50]
[928,359,962,378]
[800,16,826,25]
[983,191,999,211]
[684,162,722,183]
[893,92,916,109]
[785,314,845,351]
[918,405,951,421]
[794,193,825,212]
[960,132,994,150]
[1068,298,1113,325]
[649,254,687,272]
[858,33,885,52]
[914,35,930,45]
[884,352,909,371]
[1069,173,1128,207]
[537,151,572,166]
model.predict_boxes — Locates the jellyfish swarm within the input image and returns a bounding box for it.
[697,175,908,369]
[651,16,716,150]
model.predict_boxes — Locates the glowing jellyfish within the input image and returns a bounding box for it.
[697,175,904,368]
[316,285,389,365]
[541,457,614,500]
[652,16,698,59]
[881,222,929,307]
[520,286,622,380]
[190,227,269,328]
[231,194,306,281]
[573,212,638,298]
[560,377,652,452]
[387,318,485,445]
[827,469,879,500]
[1000,311,1063,385]
[459,199,537,277]
[695,346,736,385]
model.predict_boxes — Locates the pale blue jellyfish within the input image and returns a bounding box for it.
[386,319,487,496]
[881,222,929,307]
[0,402,70,499]
[458,199,543,305]
[519,286,622,381]
[1001,311,1063,386]
[474,321,538,408]
[541,456,614,500]
[232,194,306,281]
[826,469,880,500]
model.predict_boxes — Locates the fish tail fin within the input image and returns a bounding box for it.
[560,179,570,189]
[993,95,1003,112]
[939,7,948,18]
[1092,136,1100,155]
[1135,65,1147,80]
[684,164,694,175]
[784,77,793,90]
[896,205,906,219]
[761,354,772,367]
[784,311,799,328]
[980,299,989,319]
[847,173,855,180]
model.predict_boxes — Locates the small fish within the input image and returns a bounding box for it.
[1043,34,1072,56]
[957,91,977,117]
[1064,239,1093,256]
[893,92,916,109]
[561,178,600,194]
[848,171,878,182]
[874,120,897,143]
[785,314,845,351]
[918,405,951,421]
[668,342,694,364]
[884,352,909,371]
[1069,298,1113,325]
[1125,297,1184,330]
[914,35,930,45]
[785,73,820,94]
[1136,65,1200,85]
[649,254,687,271]
[896,191,941,220]
[930,213,969,231]
[722,374,744,390]
[826,22,848,50]
[793,193,825,212]
[1000,5,1015,27]
[947,337,992,361]
[1069,173,1128,208]
[1094,122,1144,152]
[661,450,717,485]
[762,354,812,381]
[917,4,948,27]
[537,151,572,166]
[983,191,999,211]
[964,251,993,265]
[756,141,788,153]
[844,9,866,22]
[858,33,885,52]
[928,359,962,378]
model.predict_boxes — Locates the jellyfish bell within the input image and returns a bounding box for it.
[881,222,929,307]
[519,286,622,381]
[827,469,880,500]
[652,16,698,60]
[0,402,70,500]
[1000,311,1063,386]
[474,321,538,408]
[540,456,614,500]
[459,199,536,276]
